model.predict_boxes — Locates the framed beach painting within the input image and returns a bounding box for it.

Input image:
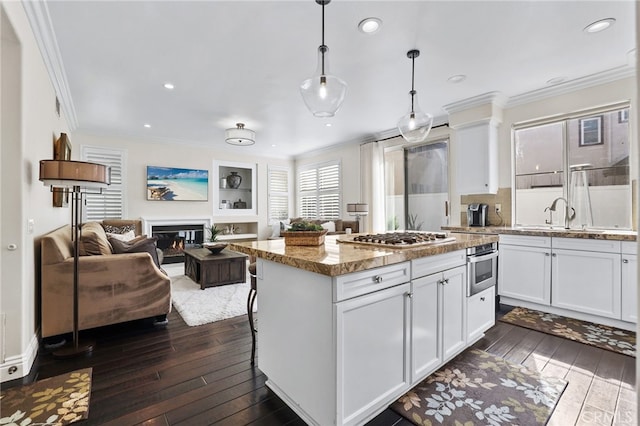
[147,166,209,201]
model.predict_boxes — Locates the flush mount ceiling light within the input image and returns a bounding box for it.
[358,17,382,34]
[300,0,347,118]
[546,76,567,85]
[163,82,174,90]
[447,74,466,84]
[397,49,433,144]
[225,123,255,146]
[584,18,616,33]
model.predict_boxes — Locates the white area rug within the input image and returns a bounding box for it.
[164,263,257,327]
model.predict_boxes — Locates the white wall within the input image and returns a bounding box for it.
[1,2,71,382]
[73,132,294,240]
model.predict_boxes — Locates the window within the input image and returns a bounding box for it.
[297,161,341,219]
[268,165,291,221]
[384,139,449,231]
[81,146,126,221]
[514,105,630,229]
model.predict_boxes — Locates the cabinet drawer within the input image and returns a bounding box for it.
[467,286,495,343]
[411,250,466,280]
[499,234,551,248]
[621,241,637,255]
[552,237,620,253]
[333,262,410,302]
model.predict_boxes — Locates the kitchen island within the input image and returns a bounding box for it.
[229,232,498,426]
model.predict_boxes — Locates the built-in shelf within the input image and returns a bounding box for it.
[218,233,258,241]
[213,160,257,216]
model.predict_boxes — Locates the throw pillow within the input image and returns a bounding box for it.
[321,221,336,233]
[109,236,161,269]
[103,224,137,234]
[79,222,112,256]
[106,230,136,242]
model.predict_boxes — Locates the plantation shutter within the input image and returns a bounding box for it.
[268,166,290,221]
[297,161,341,220]
[81,146,126,221]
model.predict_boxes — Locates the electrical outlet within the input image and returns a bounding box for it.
[495,204,502,213]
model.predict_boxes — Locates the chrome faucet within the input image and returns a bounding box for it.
[546,197,575,229]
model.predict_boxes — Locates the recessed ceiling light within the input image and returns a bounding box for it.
[163,82,175,90]
[325,123,332,127]
[271,144,277,147]
[447,74,466,84]
[358,17,382,34]
[144,124,151,128]
[584,18,615,34]
[546,76,567,85]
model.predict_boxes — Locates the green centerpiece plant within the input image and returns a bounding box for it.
[207,225,221,242]
[288,221,324,232]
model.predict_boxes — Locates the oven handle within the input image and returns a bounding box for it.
[467,250,499,263]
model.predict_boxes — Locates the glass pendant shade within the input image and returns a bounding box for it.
[397,92,433,143]
[300,46,347,117]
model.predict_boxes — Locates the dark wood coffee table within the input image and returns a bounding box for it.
[183,248,247,290]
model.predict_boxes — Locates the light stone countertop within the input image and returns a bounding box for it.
[228,232,498,277]
[442,226,637,241]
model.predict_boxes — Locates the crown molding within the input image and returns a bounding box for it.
[442,92,507,114]
[505,65,636,108]
[22,0,78,129]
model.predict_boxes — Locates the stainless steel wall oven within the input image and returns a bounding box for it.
[466,242,498,296]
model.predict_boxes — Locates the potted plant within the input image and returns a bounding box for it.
[281,221,328,246]
[207,225,221,242]
[203,225,226,254]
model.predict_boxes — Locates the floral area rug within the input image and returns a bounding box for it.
[0,368,91,425]
[499,306,636,357]
[392,349,566,425]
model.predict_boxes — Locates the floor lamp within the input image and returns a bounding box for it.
[40,160,111,357]
[346,202,369,233]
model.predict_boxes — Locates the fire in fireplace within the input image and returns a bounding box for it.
[152,224,204,264]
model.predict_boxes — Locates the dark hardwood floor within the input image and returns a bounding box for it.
[3,305,636,425]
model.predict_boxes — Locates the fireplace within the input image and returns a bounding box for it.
[152,224,205,264]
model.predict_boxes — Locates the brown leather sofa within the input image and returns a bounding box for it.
[40,219,171,338]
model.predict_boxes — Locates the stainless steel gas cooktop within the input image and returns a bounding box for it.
[338,231,456,248]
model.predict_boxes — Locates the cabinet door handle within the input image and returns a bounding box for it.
[623,259,629,264]
[552,253,557,257]
[406,291,413,299]
[545,252,550,257]
[373,275,383,283]
[480,297,485,301]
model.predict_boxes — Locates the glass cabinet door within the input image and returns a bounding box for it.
[213,160,257,216]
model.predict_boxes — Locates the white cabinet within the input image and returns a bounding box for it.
[621,242,637,323]
[411,252,467,383]
[455,121,498,194]
[551,238,621,320]
[498,235,551,305]
[467,286,495,343]
[336,282,411,425]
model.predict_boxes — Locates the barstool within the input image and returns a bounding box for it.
[247,261,257,365]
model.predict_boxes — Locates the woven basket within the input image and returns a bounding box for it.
[282,229,328,246]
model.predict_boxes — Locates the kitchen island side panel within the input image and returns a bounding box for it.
[258,259,336,425]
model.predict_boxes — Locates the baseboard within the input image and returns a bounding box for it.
[1,331,38,383]
[499,297,636,331]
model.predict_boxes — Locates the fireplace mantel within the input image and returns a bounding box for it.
[141,217,212,237]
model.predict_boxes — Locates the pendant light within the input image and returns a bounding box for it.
[397,49,433,143]
[300,0,347,118]
[225,123,255,146]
